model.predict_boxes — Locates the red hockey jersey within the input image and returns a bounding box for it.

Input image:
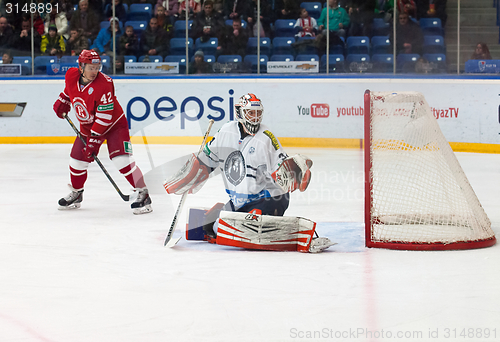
[63,68,126,137]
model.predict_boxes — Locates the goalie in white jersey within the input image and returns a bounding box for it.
[165,93,333,252]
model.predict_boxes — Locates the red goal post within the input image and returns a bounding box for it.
[364,90,496,250]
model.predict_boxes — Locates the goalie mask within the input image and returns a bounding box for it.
[235,93,263,135]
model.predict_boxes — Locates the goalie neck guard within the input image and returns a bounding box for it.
[235,93,263,136]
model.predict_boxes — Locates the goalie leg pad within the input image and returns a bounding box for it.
[163,153,210,195]
[215,210,317,252]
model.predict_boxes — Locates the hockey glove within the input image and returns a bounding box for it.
[164,153,210,195]
[272,154,313,193]
[53,92,71,119]
[82,135,103,159]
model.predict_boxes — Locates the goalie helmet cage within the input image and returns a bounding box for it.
[364,90,496,250]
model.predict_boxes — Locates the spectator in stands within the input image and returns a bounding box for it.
[61,0,76,22]
[178,0,202,20]
[31,12,45,36]
[389,12,423,54]
[317,0,350,39]
[223,0,250,21]
[294,8,318,38]
[217,17,248,57]
[44,0,69,40]
[140,17,169,57]
[70,0,101,41]
[189,49,213,73]
[41,24,66,57]
[275,0,300,20]
[155,5,174,38]
[470,42,492,60]
[105,0,128,24]
[155,0,179,16]
[91,17,122,56]
[66,28,90,56]
[416,0,447,26]
[191,0,224,43]
[397,0,416,18]
[15,18,41,53]
[0,16,15,49]
[375,0,394,22]
[120,25,140,56]
[247,0,274,37]
[346,0,376,37]
[2,50,13,64]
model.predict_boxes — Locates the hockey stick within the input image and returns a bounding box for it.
[63,114,130,202]
[164,119,215,247]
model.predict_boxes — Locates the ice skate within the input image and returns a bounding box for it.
[58,188,84,210]
[131,188,152,215]
[308,237,336,253]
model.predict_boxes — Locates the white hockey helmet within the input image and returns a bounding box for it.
[235,93,263,135]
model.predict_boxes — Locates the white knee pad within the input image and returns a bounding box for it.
[112,154,137,176]
[69,157,89,173]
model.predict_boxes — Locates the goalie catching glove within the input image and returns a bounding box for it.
[164,153,210,195]
[272,154,312,193]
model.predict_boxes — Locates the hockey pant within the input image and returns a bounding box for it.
[68,125,146,191]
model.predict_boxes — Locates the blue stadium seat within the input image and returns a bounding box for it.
[34,56,57,74]
[423,53,446,72]
[124,55,137,63]
[296,54,320,62]
[195,37,219,56]
[419,18,443,36]
[127,3,153,21]
[396,53,420,72]
[100,55,111,73]
[138,55,162,62]
[270,54,294,61]
[274,19,296,37]
[174,20,193,38]
[346,54,370,64]
[300,2,322,19]
[125,21,148,34]
[190,55,216,63]
[59,56,79,64]
[372,18,390,36]
[423,35,445,54]
[244,55,268,73]
[371,54,394,72]
[346,36,370,55]
[217,55,242,63]
[169,38,194,57]
[272,37,295,55]
[12,56,32,75]
[225,19,247,28]
[165,55,187,73]
[371,36,391,55]
[320,54,344,72]
[246,37,272,57]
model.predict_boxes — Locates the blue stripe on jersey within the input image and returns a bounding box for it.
[226,189,272,208]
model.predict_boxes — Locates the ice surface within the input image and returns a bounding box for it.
[0,144,499,342]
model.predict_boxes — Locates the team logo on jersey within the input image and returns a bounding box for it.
[88,87,94,95]
[224,150,245,186]
[248,147,255,154]
[73,98,91,123]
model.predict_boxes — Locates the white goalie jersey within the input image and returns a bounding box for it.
[199,121,288,209]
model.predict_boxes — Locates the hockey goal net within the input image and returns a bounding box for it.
[364,90,496,250]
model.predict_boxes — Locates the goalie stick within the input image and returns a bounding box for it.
[164,119,215,247]
[64,113,130,202]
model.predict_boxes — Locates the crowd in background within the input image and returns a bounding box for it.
[0,0,492,74]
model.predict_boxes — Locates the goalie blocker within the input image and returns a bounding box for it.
[186,207,335,253]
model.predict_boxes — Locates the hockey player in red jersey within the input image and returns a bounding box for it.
[164,93,334,252]
[53,50,152,214]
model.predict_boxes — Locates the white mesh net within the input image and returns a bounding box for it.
[367,91,494,246]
